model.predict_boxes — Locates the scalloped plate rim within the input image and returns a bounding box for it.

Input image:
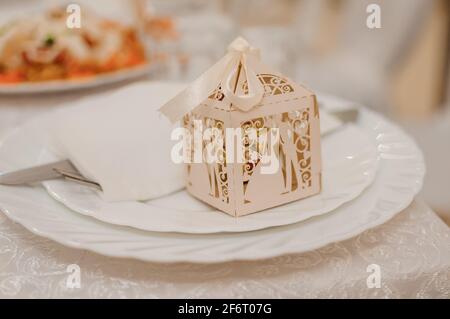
[0,105,426,263]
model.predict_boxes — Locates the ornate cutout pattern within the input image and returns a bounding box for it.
[183,114,229,204]
[208,85,225,101]
[240,107,312,204]
[286,108,312,189]
[242,74,295,96]
[241,117,266,195]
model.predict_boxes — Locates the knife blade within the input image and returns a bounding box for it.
[0,159,101,190]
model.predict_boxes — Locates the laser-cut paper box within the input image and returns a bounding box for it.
[161,38,322,217]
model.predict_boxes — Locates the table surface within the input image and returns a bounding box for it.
[0,87,449,299]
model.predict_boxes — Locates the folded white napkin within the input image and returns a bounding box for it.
[48,82,346,202]
[48,82,186,202]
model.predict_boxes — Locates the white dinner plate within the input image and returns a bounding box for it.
[0,105,425,263]
[0,64,155,95]
[40,124,378,234]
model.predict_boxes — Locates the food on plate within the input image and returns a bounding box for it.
[0,8,148,84]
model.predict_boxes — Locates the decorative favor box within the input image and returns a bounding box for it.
[160,37,321,217]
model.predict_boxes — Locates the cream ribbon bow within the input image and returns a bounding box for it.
[159,37,266,123]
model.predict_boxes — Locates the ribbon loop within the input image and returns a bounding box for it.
[227,37,260,59]
[159,37,265,123]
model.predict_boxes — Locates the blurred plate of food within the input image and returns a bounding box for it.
[0,6,156,94]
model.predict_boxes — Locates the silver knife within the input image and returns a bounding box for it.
[0,160,102,190]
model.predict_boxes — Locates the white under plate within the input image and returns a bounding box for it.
[0,64,154,95]
[41,124,378,234]
[0,106,425,263]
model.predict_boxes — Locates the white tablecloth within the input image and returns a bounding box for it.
[0,88,449,299]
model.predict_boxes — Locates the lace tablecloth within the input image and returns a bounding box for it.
[0,93,449,299]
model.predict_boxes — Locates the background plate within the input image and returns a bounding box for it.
[0,64,154,95]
